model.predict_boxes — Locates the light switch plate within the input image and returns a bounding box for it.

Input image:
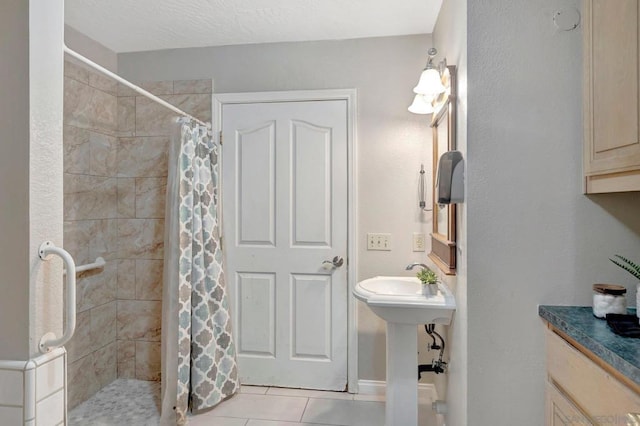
[367,233,391,251]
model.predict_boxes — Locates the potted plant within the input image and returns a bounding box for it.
[610,254,640,319]
[416,268,439,295]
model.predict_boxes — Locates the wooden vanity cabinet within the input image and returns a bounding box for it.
[546,381,591,426]
[583,0,640,193]
[545,328,640,425]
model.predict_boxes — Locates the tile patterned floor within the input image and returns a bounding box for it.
[68,380,438,426]
[68,379,161,425]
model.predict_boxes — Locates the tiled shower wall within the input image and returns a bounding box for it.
[114,80,212,380]
[63,56,212,408]
[63,57,119,409]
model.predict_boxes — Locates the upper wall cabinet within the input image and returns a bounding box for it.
[584,0,640,193]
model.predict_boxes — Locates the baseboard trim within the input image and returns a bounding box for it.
[356,379,437,400]
[357,380,444,426]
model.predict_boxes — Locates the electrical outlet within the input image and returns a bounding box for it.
[413,233,426,252]
[367,233,391,251]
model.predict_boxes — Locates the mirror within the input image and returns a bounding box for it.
[435,121,449,236]
[429,65,457,275]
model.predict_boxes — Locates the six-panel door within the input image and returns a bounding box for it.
[221,100,348,390]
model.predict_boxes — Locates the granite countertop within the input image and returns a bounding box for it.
[539,305,640,388]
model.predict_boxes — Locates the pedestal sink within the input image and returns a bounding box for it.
[354,276,456,426]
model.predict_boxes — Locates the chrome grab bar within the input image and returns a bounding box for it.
[38,241,76,353]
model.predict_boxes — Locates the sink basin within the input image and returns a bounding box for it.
[354,276,456,324]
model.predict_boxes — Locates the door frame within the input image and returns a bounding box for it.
[213,89,358,393]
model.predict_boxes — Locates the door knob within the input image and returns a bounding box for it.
[322,256,344,269]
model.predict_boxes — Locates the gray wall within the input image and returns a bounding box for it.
[467,0,640,424]
[65,25,117,72]
[120,34,437,382]
[0,0,31,360]
[0,0,65,360]
[432,0,467,424]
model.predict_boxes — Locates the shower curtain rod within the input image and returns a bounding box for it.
[63,45,211,128]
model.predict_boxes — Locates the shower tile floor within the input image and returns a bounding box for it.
[68,379,439,426]
[68,379,161,425]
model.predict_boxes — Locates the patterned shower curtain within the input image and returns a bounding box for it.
[161,121,239,425]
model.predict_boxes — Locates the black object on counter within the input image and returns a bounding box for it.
[606,314,640,338]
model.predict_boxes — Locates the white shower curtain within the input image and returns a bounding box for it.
[161,120,239,425]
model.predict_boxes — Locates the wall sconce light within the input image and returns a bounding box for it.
[413,48,446,96]
[408,48,448,115]
[408,94,435,114]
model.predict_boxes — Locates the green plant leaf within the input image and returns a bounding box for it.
[613,254,640,274]
[610,254,640,281]
[416,268,438,285]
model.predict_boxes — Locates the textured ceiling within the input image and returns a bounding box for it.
[65,0,442,53]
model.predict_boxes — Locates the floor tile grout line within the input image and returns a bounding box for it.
[299,396,311,423]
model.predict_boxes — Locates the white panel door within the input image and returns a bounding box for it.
[221,100,348,390]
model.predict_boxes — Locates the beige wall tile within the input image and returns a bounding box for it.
[64,58,89,84]
[172,94,212,122]
[117,219,164,259]
[117,96,135,136]
[89,131,118,177]
[63,125,90,174]
[90,301,116,352]
[88,71,117,96]
[65,220,116,266]
[139,81,173,96]
[61,339,115,409]
[173,79,212,95]
[117,340,136,379]
[68,355,100,410]
[66,310,92,363]
[117,178,136,218]
[116,300,161,341]
[135,341,161,381]
[135,260,163,301]
[63,220,92,266]
[64,77,117,134]
[117,259,136,300]
[135,94,211,136]
[117,137,170,178]
[89,219,118,261]
[77,262,116,312]
[117,83,137,97]
[135,178,166,219]
[93,341,117,387]
[64,174,117,220]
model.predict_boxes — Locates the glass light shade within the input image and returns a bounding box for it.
[408,94,434,115]
[413,68,446,95]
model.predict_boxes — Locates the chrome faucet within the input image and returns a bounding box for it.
[405,262,429,271]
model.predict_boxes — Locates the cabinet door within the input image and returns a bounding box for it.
[584,0,640,191]
[546,329,640,418]
[546,382,593,426]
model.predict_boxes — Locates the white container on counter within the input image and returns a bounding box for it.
[592,284,627,319]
